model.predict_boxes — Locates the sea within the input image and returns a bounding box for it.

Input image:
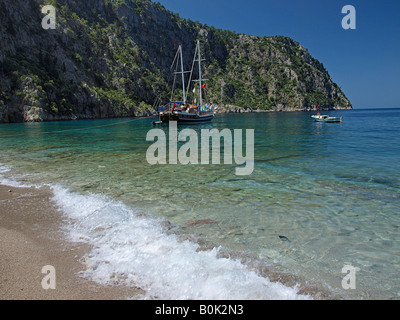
[1,108,399,300]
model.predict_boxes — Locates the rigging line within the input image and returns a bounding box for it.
[170,47,180,71]
[170,51,180,102]
[186,41,198,103]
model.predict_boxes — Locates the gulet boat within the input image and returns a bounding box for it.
[158,40,215,124]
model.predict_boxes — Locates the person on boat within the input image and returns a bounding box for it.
[171,101,178,113]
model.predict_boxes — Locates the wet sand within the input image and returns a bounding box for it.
[0,184,144,300]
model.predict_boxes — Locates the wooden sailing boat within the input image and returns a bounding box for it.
[158,40,215,124]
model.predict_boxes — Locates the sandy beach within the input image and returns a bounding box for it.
[0,183,143,300]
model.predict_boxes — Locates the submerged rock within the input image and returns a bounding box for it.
[279,235,290,242]
[185,219,217,227]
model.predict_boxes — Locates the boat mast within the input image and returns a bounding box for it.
[171,45,187,104]
[197,40,203,109]
[179,45,187,104]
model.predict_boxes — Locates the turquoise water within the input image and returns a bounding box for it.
[1,108,399,299]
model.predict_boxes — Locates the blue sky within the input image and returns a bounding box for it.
[155,0,400,109]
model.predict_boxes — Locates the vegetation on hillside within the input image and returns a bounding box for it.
[0,0,351,122]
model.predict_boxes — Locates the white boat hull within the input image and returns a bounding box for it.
[312,115,343,123]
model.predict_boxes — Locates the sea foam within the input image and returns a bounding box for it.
[0,164,34,188]
[51,185,311,300]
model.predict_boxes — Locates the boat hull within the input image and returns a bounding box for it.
[315,118,342,123]
[176,114,214,123]
[159,111,214,124]
[312,115,343,123]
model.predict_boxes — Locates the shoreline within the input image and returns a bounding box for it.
[0,182,339,300]
[0,106,353,124]
[0,183,144,300]
[216,105,352,114]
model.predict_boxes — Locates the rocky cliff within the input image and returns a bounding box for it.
[0,0,352,123]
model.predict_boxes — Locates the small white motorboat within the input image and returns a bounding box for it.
[312,113,343,123]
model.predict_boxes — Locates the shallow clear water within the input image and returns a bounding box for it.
[1,109,399,299]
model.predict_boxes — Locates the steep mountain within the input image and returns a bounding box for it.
[0,0,352,123]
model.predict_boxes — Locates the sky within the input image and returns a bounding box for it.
[155,0,400,109]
